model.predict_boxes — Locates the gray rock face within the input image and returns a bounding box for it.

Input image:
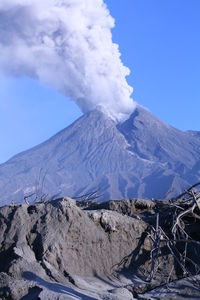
[0,106,200,205]
[0,198,146,299]
[1,198,200,299]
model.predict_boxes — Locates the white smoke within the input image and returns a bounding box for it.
[0,0,135,121]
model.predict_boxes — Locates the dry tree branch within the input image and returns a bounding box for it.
[24,192,35,205]
[145,182,200,283]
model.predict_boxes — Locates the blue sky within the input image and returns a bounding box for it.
[107,0,200,126]
[0,0,200,163]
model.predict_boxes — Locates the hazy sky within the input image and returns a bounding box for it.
[0,0,200,163]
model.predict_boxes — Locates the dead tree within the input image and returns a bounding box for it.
[24,192,35,205]
[146,183,200,283]
[74,189,104,208]
[33,168,49,204]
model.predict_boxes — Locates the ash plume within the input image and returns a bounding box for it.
[0,0,135,121]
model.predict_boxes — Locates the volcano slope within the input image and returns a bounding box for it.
[0,106,200,206]
[0,197,200,300]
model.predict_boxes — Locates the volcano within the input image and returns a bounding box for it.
[0,106,200,206]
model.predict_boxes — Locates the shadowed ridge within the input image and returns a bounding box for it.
[118,105,200,167]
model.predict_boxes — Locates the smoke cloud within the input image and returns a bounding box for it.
[0,0,135,121]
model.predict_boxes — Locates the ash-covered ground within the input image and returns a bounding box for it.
[0,197,200,300]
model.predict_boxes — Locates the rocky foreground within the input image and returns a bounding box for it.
[0,197,200,299]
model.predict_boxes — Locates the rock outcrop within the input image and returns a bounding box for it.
[0,198,147,299]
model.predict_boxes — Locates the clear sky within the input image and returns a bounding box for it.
[0,0,200,163]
